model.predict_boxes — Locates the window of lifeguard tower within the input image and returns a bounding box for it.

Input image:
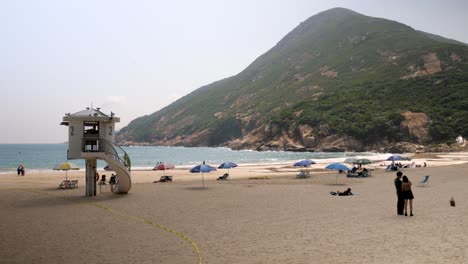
[83,122,99,152]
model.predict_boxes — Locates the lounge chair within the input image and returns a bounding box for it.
[217,173,229,180]
[296,171,310,179]
[69,180,78,188]
[154,176,173,183]
[417,175,430,187]
[58,180,71,189]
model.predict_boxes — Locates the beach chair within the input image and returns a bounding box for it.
[296,171,310,179]
[154,176,173,183]
[69,180,78,188]
[360,170,371,177]
[217,173,229,180]
[417,175,430,187]
[58,180,71,189]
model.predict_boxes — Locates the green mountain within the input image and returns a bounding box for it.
[117,7,468,152]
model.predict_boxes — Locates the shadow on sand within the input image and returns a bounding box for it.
[184,186,212,191]
[13,187,129,208]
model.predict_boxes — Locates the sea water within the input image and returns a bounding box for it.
[0,144,391,173]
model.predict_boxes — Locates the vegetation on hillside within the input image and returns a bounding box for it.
[271,70,468,144]
[118,8,468,148]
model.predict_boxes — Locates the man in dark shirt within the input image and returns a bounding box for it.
[394,171,404,215]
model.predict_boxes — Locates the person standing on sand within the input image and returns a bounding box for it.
[401,176,414,216]
[17,165,25,176]
[394,171,404,215]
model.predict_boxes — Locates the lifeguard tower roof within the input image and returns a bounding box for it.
[61,107,119,125]
[71,108,109,117]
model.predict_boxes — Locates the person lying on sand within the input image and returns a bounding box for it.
[330,188,353,196]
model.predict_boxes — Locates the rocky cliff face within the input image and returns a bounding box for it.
[400,112,430,143]
[220,111,431,153]
[118,111,438,153]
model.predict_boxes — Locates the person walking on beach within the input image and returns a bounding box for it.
[394,171,404,215]
[401,175,414,216]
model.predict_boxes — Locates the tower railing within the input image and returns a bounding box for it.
[82,138,131,171]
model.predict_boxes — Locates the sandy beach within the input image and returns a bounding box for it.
[1,153,468,264]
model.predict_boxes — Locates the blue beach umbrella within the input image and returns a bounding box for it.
[293,159,316,167]
[325,163,350,185]
[218,162,238,177]
[387,155,411,166]
[218,162,238,169]
[190,163,217,188]
[190,164,217,173]
[387,155,411,161]
[325,163,350,171]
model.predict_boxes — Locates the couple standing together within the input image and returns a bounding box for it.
[394,171,414,216]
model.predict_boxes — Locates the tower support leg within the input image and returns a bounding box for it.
[85,159,97,196]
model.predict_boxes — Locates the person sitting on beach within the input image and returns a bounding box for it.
[358,168,368,177]
[217,173,229,180]
[17,165,25,176]
[99,175,106,185]
[330,188,353,196]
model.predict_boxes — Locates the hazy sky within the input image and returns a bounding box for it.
[1,0,467,143]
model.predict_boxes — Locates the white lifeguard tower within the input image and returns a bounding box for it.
[61,107,131,196]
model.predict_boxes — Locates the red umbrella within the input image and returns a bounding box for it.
[153,162,175,176]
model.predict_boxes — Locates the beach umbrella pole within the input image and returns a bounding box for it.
[202,173,205,188]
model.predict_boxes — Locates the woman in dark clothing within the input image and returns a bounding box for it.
[401,176,414,216]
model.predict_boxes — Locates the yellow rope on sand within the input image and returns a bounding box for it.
[15,188,202,264]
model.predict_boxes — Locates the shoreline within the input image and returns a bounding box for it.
[2,152,468,185]
[3,142,467,175]
[2,151,468,175]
